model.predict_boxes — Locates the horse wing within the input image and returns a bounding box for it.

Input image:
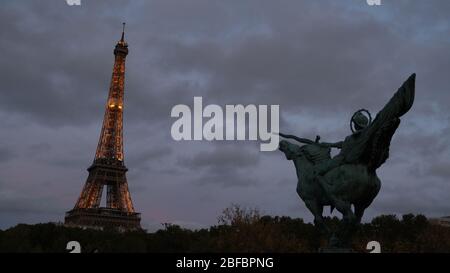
[362,118,400,172]
[343,74,415,165]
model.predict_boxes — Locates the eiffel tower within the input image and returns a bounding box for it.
[65,24,141,231]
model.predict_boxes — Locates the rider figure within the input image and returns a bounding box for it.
[313,110,371,177]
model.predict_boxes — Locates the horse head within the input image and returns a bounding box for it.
[279,140,304,160]
[279,139,332,174]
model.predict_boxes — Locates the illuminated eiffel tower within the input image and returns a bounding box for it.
[65,24,141,231]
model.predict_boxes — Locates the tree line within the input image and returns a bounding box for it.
[0,205,449,253]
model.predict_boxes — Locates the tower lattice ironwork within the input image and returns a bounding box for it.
[65,24,141,231]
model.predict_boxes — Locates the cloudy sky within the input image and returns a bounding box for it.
[0,0,449,230]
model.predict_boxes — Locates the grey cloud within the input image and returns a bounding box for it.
[0,0,450,229]
[127,145,173,168]
[427,162,450,180]
[176,143,261,188]
[179,144,260,172]
[0,183,63,215]
[0,146,15,163]
[194,172,258,188]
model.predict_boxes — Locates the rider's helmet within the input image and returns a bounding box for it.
[350,109,372,133]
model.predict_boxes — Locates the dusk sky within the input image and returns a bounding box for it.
[0,0,449,231]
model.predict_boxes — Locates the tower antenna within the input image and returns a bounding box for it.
[121,22,126,42]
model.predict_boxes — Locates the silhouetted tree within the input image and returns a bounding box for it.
[0,206,448,253]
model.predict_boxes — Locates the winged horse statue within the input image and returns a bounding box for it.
[279,74,416,237]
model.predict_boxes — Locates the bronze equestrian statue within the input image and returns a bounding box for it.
[279,74,416,243]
